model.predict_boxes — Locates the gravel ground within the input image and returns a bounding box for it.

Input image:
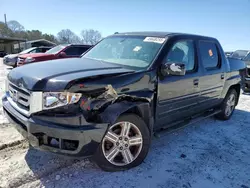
[0,58,250,188]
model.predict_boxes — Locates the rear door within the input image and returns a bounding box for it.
[155,39,201,129]
[197,40,226,110]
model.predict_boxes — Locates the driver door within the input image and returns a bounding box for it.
[155,39,201,129]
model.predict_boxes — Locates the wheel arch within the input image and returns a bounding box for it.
[99,101,154,136]
[227,84,241,105]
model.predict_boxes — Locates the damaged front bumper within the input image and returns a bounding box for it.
[2,95,108,157]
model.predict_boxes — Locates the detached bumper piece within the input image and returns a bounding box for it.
[2,95,108,157]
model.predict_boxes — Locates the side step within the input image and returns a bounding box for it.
[154,109,221,138]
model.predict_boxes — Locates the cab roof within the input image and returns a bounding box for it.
[112,31,217,41]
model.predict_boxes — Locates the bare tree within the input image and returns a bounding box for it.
[7,20,25,32]
[42,34,58,44]
[80,29,102,45]
[57,29,81,44]
[0,21,13,37]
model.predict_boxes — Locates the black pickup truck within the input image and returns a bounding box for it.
[2,32,244,171]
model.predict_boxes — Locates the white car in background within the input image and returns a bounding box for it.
[3,46,51,67]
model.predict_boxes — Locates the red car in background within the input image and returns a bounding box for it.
[17,44,92,66]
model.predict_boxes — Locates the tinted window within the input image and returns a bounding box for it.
[78,47,90,54]
[64,47,84,56]
[34,48,43,53]
[166,40,195,71]
[41,48,49,53]
[199,41,219,69]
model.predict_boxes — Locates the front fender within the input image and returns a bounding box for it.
[99,101,154,135]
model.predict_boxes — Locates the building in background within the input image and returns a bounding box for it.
[13,39,56,51]
[0,36,26,54]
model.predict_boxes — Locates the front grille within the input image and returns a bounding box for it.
[17,57,25,65]
[18,57,25,62]
[8,83,30,111]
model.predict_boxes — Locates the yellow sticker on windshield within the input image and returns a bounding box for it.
[133,46,142,52]
[209,49,213,56]
[143,37,166,44]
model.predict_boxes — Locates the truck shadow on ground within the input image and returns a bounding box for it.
[24,108,250,187]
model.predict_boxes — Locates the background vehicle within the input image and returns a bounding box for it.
[0,51,8,57]
[239,52,250,92]
[225,51,233,57]
[17,44,92,66]
[3,32,243,171]
[229,50,249,60]
[3,46,51,67]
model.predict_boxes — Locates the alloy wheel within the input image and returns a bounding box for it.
[102,121,143,166]
[225,93,236,117]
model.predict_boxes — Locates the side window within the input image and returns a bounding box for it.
[29,49,36,53]
[199,41,219,69]
[41,48,49,53]
[166,40,195,71]
[64,47,80,56]
[78,47,89,55]
[35,48,43,53]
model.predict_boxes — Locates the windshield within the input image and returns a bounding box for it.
[231,50,249,59]
[45,45,66,54]
[83,36,165,69]
[243,53,250,63]
[19,47,36,55]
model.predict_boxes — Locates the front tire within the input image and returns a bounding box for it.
[215,89,238,120]
[94,114,150,172]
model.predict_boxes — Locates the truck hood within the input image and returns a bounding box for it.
[7,58,134,91]
[19,53,54,58]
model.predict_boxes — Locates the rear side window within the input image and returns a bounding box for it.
[199,41,219,69]
[35,48,43,53]
[78,47,90,55]
[41,48,49,53]
[64,47,87,56]
[64,47,80,56]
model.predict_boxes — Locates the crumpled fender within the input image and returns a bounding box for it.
[100,101,153,127]
[78,84,154,133]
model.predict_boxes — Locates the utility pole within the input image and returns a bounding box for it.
[4,14,7,26]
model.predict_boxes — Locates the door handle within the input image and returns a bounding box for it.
[193,79,199,86]
[221,74,225,79]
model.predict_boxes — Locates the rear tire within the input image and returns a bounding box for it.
[215,89,238,120]
[94,114,150,172]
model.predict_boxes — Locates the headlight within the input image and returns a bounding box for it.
[24,57,35,63]
[43,92,82,110]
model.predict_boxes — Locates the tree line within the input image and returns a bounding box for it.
[0,20,102,45]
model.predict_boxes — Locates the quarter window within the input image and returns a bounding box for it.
[64,47,79,56]
[64,47,89,56]
[199,41,219,69]
[166,40,195,71]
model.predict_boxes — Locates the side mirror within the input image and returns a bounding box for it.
[58,52,67,58]
[161,62,186,76]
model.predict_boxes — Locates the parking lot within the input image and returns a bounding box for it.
[0,58,250,188]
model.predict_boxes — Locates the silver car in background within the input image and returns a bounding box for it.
[3,46,51,67]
